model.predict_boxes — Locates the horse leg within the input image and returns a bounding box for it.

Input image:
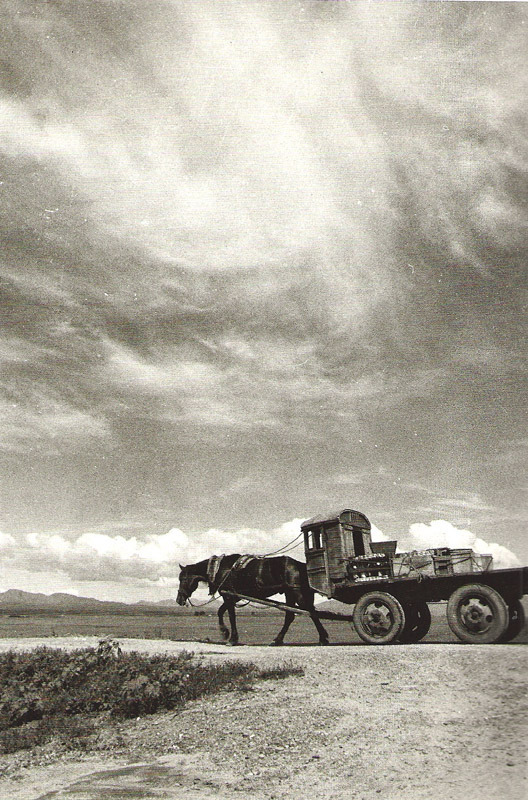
[270,609,295,646]
[226,601,239,645]
[217,601,230,641]
[294,588,329,645]
[310,608,330,645]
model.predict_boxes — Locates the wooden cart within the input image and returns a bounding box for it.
[300,508,527,644]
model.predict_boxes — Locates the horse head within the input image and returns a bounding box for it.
[176,565,202,605]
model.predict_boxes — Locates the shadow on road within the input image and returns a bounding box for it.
[37,762,224,800]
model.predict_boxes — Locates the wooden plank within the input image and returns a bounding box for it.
[222,591,313,615]
[221,591,355,621]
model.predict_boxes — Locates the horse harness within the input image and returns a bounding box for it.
[206,554,290,596]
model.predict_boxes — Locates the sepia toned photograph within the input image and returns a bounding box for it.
[0,1,526,798]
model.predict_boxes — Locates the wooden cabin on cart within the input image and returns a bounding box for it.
[302,508,374,596]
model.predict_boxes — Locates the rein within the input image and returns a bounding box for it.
[186,594,221,608]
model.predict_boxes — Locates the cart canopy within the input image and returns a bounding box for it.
[301,508,371,530]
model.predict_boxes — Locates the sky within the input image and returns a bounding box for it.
[0,0,526,602]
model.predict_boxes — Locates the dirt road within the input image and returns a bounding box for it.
[0,638,526,800]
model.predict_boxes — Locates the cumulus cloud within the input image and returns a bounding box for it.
[19,528,191,583]
[401,519,520,570]
[0,515,519,597]
[0,519,307,588]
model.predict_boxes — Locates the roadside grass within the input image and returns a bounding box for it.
[0,641,303,754]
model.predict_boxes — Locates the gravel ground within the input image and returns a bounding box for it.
[0,637,526,800]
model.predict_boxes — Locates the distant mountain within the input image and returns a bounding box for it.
[0,589,189,615]
[136,598,181,607]
[0,590,449,621]
[0,589,51,606]
[0,589,276,615]
[0,589,108,610]
[315,598,354,614]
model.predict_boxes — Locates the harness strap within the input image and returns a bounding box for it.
[232,554,257,571]
[207,555,225,592]
[211,554,260,594]
[209,554,302,596]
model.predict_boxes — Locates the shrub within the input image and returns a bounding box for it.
[0,716,96,754]
[0,642,303,753]
[257,661,304,680]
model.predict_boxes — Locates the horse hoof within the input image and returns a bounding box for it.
[226,640,239,647]
[318,639,330,646]
[269,640,283,647]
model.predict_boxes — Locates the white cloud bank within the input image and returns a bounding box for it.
[0,516,520,595]
[0,519,306,589]
[400,519,520,570]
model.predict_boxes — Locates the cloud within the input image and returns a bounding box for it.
[432,492,496,514]
[18,528,191,583]
[370,524,389,543]
[0,392,111,454]
[3,2,381,271]
[0,532,16,550]
[401,519,520,570]
[0,1,526,569]
[0,518,307,587]
[332,473,365,488]
[0,96,87,165]
[494,439,528,467]
[100,334,451,438]
[0,514,519,595]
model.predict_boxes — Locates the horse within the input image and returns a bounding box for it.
[176,554,329,646]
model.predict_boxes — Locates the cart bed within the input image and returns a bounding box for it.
[331,566,528,606]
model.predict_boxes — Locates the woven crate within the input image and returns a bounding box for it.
[473,553,493,572]
[392,551,436,578]
[450,549,476,574]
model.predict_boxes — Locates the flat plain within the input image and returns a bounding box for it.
[0,603,527,645]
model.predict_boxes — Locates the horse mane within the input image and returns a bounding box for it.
[180,558,209,574]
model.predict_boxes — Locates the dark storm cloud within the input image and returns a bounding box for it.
[0,1,526,573]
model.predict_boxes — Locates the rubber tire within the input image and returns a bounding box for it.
[352,592,405,645]
[499,600,526,643]
[447,584,509,644]
[399,602,432,643]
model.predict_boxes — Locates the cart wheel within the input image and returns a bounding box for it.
[399,602,432,643]
[352,592,405,645]
[499,600,526,643]
[446,584,509,644]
